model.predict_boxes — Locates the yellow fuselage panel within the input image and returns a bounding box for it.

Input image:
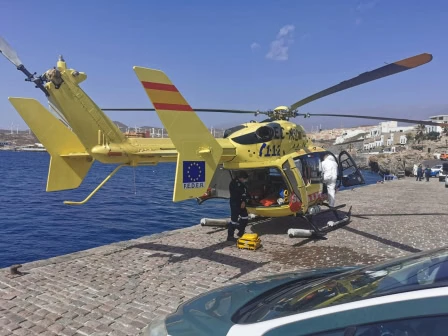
[224,120,312,165]
[247,205,294,217]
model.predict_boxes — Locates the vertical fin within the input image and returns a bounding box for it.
[133,66,223,202]
[46,64,127,151]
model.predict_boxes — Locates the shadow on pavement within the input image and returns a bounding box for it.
[127,241,269,280]
[341,226,422,253]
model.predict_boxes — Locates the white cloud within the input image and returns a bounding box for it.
[354,0,379,25]
[250,42,260,51]
[266,24,295,61]
[355,0,378,13]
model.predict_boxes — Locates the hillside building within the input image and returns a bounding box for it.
[425,115,448,134]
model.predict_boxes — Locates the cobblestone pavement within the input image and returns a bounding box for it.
[1,177,448,335]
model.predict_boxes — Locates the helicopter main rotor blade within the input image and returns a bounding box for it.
[290,53,433,111]
[0,36,22,67]
[101,108,259,114]
[102,108,156,111]
[194,108,258,113]
[299,113,448,127]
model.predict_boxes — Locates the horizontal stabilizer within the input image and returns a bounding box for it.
[8,97,93,191]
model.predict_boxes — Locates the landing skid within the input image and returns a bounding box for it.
[288,204,352,239]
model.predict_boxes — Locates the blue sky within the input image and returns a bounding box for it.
[0,0,447,132]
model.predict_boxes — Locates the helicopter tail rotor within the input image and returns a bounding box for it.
[0,36,50,96]
[0,36,22,67]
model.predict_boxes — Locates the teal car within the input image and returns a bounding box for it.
[141,247,448,336]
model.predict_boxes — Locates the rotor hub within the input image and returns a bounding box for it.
[260,106,298,120]
[273,105,289,112]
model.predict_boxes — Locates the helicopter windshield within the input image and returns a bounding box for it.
[223,125,246,138]
[229,123,282,145]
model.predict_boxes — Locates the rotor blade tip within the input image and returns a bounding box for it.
[395,53,433,68]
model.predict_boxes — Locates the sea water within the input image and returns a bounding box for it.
[0,151,379,268]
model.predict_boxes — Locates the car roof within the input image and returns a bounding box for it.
[228,287,448,336]
[232,246,448,325]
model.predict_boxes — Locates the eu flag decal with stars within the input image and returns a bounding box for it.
[183,161,206,186]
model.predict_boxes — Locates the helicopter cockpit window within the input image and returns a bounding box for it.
[294,159,303,176]
[223,125,247,138]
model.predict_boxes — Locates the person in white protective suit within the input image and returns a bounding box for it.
[322,154,338,207]
[413,164,418,177]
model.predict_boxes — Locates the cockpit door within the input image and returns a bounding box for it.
[282,158,309,214]
[196,164,232,204]
[337,151,365,187]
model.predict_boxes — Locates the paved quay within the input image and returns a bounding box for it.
[1,177,448,336]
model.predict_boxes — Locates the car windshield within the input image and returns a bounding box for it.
[232,247,448,324]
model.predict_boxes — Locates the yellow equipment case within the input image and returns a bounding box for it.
[237,233,261,250]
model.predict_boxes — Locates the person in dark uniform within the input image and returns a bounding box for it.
[424,166,431,182]
[227,171,250,242]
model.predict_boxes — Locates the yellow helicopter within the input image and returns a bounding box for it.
[0,36,442,238]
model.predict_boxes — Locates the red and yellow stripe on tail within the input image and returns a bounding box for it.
[133,66,223,202]
[141,81,193,112]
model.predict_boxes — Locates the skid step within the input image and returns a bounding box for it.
[321,203,346,210]
[288,206,352,239]
[200,214,259,227]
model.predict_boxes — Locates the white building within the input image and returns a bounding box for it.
[424,115,448,134]
[363,131,410,152]
[334,129,367,144]
[366,121,415,138]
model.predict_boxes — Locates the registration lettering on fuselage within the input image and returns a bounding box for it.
[259,142,281,157]
[288,128,303,141]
